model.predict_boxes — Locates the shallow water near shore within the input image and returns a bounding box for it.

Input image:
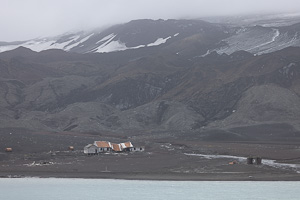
[0,178,300,200]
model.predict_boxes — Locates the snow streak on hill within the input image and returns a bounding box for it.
[0,34,92,53]
[0,31,175,54]
[215,26,300,55]
[1,17,300,56]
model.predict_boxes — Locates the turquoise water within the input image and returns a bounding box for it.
[0,178,299,200]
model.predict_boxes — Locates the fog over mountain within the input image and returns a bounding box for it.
[1,0,300,42]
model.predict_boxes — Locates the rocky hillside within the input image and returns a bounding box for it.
[1,44,300,136]
[1,18,300,139]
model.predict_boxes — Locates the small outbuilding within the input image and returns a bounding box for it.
[247,157,262,165]
[84,144,98,155]
[130,147,145,152]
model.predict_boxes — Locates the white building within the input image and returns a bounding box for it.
[93,141,112,152]
[84,140,144,154]
[83,144,98,155]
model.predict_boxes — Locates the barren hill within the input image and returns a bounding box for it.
[1,19,300,141]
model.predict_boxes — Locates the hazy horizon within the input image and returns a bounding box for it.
[1,0,300,42]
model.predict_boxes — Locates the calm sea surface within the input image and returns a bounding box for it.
[0,178,299,200]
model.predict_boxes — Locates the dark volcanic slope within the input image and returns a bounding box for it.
[1,44,300,141]
[0,18,300,142]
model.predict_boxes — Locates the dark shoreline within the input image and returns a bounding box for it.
[1,131,300,182]
[2,171,300,181]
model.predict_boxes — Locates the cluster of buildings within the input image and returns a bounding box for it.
[84,141,144,155]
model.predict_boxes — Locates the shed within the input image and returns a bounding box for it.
[247,157,253,164]
[130,146,145,152]
[247,157,263,165]
[84,144,98,155]
[255,157,262,165]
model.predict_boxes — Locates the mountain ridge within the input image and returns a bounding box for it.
[1,17,300,56]
[1,45,300,136]
[1,18,300,140]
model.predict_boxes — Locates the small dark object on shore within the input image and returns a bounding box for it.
[256,157,262,165]
[247,157,262,165]
[247,157,253,164]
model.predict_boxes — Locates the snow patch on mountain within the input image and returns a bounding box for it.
[49,35,80,51]
[96,33,115,44]
[147,36,171,46]
[215,27,300,55]
[0,40,56,53]
[96,40,127,53]
[0,43,26,53]
[0,34,94,53]
[64,33,94,51]
[95,41,147,53]
[246,29,280,52]
[93,35,172,53]
[199,50,211,57]
[93,34,117,52]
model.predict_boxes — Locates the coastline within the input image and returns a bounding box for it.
[1,131,300,182]
[1,171,300,181]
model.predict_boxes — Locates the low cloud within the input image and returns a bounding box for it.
[1,0,300,41]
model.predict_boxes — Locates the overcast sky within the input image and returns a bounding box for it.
[1,0,300,42]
